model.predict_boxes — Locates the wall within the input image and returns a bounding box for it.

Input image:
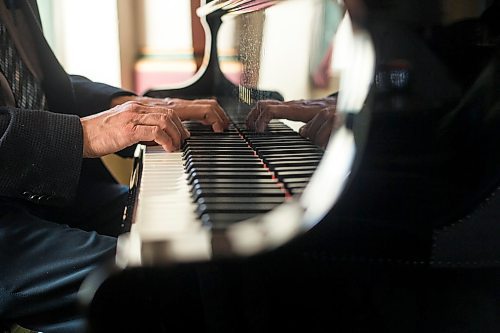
[38,0,122,87]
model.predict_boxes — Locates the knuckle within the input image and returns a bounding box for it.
[124,122,136,134]
[151,125,162,138]
[164,108,175,118]
[124,101,141,113]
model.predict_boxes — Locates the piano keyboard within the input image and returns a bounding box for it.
[119,118,324,265]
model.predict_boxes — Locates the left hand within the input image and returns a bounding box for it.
[112,96,231,132]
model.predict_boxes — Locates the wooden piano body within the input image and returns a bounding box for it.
[83,1,500,332]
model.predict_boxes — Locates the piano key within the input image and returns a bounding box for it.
[192,183,281,191]
[185,161,264,168]
[188,171,273,184]
[196,203,278,216]
[192,188,285,200]
[257,148,324,155]
[196,196,286,205]
[261,153,324,160]
[185,143,249,149]
[279,177,312,184]
[249,140,313,147]
[271,166,318,172]
[185,162,264,173]
[191,178,279,186]
[265,160,320,168]
[188,167,268,174]
[183,148,255,156]
[186,136,246,141]
[185,157,261,163]
[201,213,262,228]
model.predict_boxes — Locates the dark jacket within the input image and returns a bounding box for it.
[0,0,132,207]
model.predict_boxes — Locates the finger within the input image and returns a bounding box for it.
[189,99,230,127]
[246,102,263,130]
[298,123,309,138]
[169,111,191,140]
[246,100,282,130]
[254,107,276,132]
[302,110,330,140]
[184,105,227,133]
[211,103,231,128]
[137,113,183,149]
[311,113,337,149]
[134,125,177,152]
[254,104,293,132]
[201,106,227,133]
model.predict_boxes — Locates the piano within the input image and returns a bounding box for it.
[83,1,500,332]
[113,0,351,266]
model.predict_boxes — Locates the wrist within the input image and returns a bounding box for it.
[110,94,137,108]
[80,117,97,158]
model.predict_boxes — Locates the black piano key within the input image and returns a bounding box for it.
[258,148,324,155]
[276,171,315,180]
[276,170,315,176]
[191,178,279,186]
[185,162,264,173]
[188,171,272,183]
[188,164,265,171]
[192,182,281,191]
[187,168,270,181]
[284,182,310,190]
[185,156,260,163]
[184,148,255,156]
[186,137,243,142]
[188,131,239,136]
[271,166,318,173]
[192,188,285,200]
[186,161,264,168]
[279,177,312,184]
[261,153,324,160]
[201,213,259,227]
[266,159,320,168]
[196,203,278,217]
[250,140,313,147]
[289,187,306,196]
[254,145,319,151]
[185,143,249,148]
[196,196,285,205]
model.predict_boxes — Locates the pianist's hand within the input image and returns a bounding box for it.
[246,97,337,133]
[81,101,190,158]
[111,96,230,133]
[299,107,342,149]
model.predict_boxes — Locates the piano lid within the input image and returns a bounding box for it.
[196,0,280,17]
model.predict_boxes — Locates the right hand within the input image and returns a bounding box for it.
[80,101,190,158]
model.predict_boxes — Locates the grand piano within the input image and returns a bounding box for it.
[83,1,500,332]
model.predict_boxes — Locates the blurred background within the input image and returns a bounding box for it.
[35,0,486,183]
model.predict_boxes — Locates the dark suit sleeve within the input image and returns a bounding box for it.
[69,75,136,117]
[0,107,83,206]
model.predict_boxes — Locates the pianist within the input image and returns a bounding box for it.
[0,1,229,332]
